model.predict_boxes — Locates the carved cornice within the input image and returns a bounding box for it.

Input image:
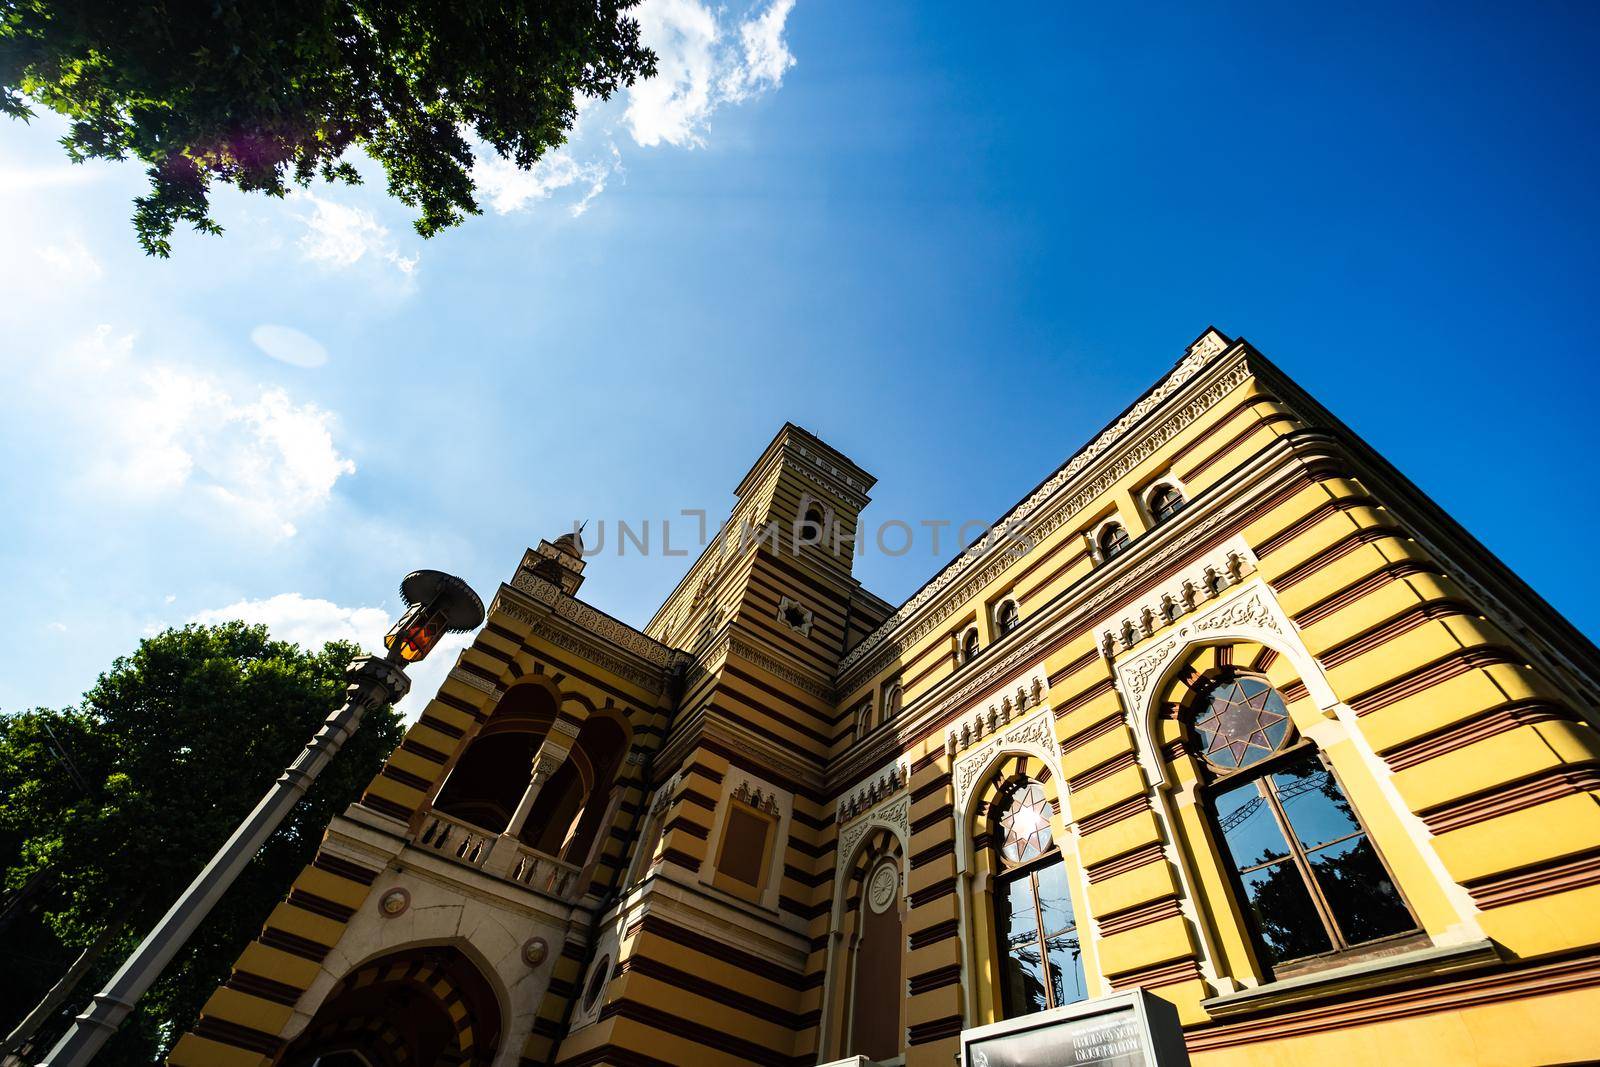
[835,754,912,822]
[837,794,909,867]
[838,330,1241,686]
[727,634,833,702]
[509,570,677,667]
[952,707,1059,814]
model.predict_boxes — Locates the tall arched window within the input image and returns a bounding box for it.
[997,600,1021,637]
[1192,674,1418,970]
[882,682,903,723]
[1097,522,1129,560]
[961,628,981,664]
[991,779,1087,1016]
[432,683,555,832]
[1148,484,1186,524]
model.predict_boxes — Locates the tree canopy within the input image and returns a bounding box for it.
[0,622,404,1063]
[0,0,657,254]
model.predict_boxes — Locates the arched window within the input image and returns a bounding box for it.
[432,684,555,832]
[997,600,1021,637]
[961,628,981,664]
[1193,674,1418,970]
[1149,484,1186,524]
[854,698,874,739]
[1097,522,1129,560]
[991,779,1087,1017]
[882,683,903,723]
[522,714,629,865]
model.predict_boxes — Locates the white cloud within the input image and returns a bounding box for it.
[193,592,391,652]
[191,593,472,721]
[251,324,330,368]
[723,0,798,102]
[0,165,100,197]
[293,190,419,275]
[626,0,798,148]
[59,325,356,538]
[46,621,68,633]
[39,236,104,281]
[474,146,620,217]
[472,0,797,217]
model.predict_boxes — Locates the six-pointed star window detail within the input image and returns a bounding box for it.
[998,782,1055,864]
[1194,676,1291,770]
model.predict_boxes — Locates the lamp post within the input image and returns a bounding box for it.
[41,570,484,1067]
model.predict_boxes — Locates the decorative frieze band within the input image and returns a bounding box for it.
[944,666,1051,760]
[1092,535,1259,659]
[836,755,912,823]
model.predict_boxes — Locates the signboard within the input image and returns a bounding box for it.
[960,989,1189,1067]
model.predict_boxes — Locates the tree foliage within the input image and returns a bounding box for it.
[0,0,657,254]
[0,622,404,1063]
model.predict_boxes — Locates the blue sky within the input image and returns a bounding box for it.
[3,1,1598,718]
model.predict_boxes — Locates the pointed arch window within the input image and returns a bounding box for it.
[991,779,1087,1017]
[1193,673,1419,970]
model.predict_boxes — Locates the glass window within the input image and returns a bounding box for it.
[1207,745,1418,969]
[1150,485,1186,524]
[993,780,1087,1017]
[998,601,1021,636]
[962,629,981,663]
[1098,523,1129,560]
[1194,676,1291,770]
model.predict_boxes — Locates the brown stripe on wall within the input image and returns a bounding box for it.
[907,1015,964,1046]
[226,971,304,1006]
[1060,710,1125,754]
[418,712,466,740]
[381,763,433,791]
[287,888,357,923]
[908,963,964,995]
[400,737,449,764]
[191,1017,284,1057]
[259,926,330,962]
[359,792,414,821]
[630,914,810,990]
[1317,600,1474,669]
[312,852,381,886]
[598,998,803,1067]
[1271,526,1407,592]
[1076,795,1152,836]
[619,956,814,1030]
[1349,647,1521,716]
[1380,702,1577,772]
[1107,956,1204,990]
[1086,843,1166,885]
[909,917,960,949]
[1049,648,1102,688]
[908,876,957,909]
[1054,679,1117,720]
[1464,846,1600,909]
[1292,561,1442,628]
[1419,764,1600,835]
[1066,751,1140,794]
[1097,896,1184,937]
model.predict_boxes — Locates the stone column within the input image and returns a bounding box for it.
[487,743,571,874]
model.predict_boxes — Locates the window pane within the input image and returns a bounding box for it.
[1213,781,1291,868]
[1045,935,1088,1008]
[998,876,1038,952]
[1034,861,1076,937]
[1271,752,1362,850]
[1308,835,1416,946]
[1239,862,1334,964]
[1000,936,1050,1017]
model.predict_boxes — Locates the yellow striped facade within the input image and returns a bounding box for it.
[175,328,1600,1067]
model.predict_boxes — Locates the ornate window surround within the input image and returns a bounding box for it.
[1087,514,1131,565]
[1102,569,1486,991]
[945,666,1104,1026]
[702,768,794,912]
[1140,473,1190,527]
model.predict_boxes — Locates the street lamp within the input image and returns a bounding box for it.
[41,570,485,1067]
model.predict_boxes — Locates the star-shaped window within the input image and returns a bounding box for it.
[1192,675,1291,771]
[996,781,1054,864]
